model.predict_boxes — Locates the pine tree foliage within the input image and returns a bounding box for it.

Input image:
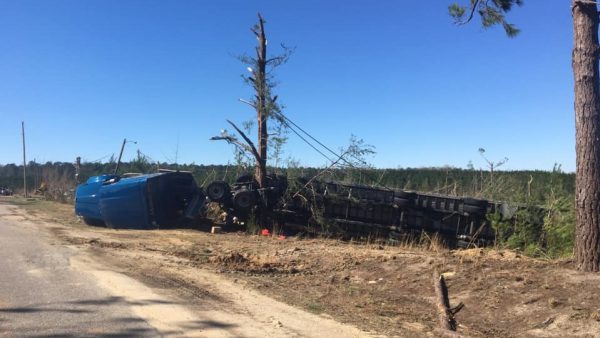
[449,0,523,37]
[237,23,294,126]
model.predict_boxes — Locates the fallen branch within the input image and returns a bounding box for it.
[433,270,464,332]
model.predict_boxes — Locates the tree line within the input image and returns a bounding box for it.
[0,161,573,204]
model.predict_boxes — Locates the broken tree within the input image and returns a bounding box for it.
[211,13,292,227]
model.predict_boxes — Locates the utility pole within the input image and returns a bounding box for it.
[75,156,81,184]
[113,138,136,175]
[33,158,37,191]
[114,138,127,175]
[22,121,27,198]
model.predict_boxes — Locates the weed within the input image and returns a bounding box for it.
[245,210,260,235]
[307,302,325,314]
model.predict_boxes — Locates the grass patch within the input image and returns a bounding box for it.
[307,302,325,314]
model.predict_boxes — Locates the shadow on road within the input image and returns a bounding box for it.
[183,319,237,330]
[67,296,172,306]
[0,296,239,337]
[0,307,91,314]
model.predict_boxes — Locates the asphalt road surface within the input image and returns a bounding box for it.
[0,202,371,338]
[0,205,159,337]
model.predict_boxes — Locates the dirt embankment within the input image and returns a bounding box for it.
[5,198,600,337]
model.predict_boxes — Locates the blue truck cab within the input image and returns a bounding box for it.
[75,171,204,229]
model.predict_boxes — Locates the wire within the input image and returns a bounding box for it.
[277,111,396,191]
[281,119,336,163]
[88,154,112,163]
[277,112,364,168]
[276,112,346,165]
[278,113,341,160]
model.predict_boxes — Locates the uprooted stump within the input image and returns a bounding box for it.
[433,270,464,334]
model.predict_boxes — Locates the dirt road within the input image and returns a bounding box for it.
[0,201,370,337]
[2,198,600,337]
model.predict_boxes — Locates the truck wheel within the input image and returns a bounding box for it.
[206,181,231,202]
[235,174,254,183]
[233,189,256,209]
[235,175,258,189]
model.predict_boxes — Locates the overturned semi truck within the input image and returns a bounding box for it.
[75,171,517,245]
[203,174,518,246]
[75,171,205,229]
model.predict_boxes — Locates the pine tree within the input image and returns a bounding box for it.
[450,0,600,271]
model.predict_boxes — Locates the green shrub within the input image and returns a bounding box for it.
[543,195,575,258]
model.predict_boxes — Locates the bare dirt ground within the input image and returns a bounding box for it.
[3,196,600,337]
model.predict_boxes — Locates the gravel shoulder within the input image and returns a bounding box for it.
[3,197,600,337]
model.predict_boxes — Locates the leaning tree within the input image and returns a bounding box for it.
[450,0,600,271]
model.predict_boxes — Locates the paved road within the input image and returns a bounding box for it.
[0,204,159,337]
[0,202,372,338]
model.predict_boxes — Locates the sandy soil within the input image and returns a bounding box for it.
[3,197,600,337]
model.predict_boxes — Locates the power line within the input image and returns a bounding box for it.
[278,112,366,168]
[277,111,395,191]
[281,119,335,163]
[88,154,112,163]
[277,112,367,167]
[278,113,341,160]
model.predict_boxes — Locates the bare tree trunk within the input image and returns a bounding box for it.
[573,0,600,272]
[255,14,268,189]
[253,14,269,229]
[22,121,27,198]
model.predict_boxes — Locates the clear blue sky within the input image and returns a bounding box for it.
[0,1,574,171]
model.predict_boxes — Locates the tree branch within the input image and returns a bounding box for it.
[238,98,256,108]
[226,119,262,165]
[210,135,253,154]
[461,0,481,25]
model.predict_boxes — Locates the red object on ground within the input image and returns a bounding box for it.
[261,229,270,236]
[278,235,286,240]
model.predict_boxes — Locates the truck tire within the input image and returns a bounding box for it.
[235,174,258,187]
[233,189,256,209]
[206,181,230,202]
